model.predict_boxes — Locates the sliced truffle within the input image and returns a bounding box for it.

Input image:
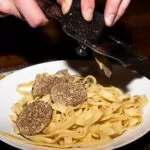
[32,73,65,97]
[51,82,87,106]
[55,69,69,76]
[55,69,74,82]
[16,101,52,136]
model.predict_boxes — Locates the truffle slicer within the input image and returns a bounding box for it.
[36,0,150,79]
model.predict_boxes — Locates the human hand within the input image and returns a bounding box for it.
[0,0,130,28]
[0,0,73,28]
[0,0,48,27]
[59,0,131,27]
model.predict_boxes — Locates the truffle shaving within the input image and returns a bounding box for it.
[51,82,87,106]
[16,101,52,136]
[32,73,65,97]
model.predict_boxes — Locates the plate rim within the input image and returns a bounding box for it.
[0,59,150,150]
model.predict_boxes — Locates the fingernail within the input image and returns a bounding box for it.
[112,16,119,26]
[105,14,115,26]
[85,8,93,21]
[62,0,72,14]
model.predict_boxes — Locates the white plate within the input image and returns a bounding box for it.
[0,60,150,150]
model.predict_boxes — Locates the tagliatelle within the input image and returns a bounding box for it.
[0,72,148,149]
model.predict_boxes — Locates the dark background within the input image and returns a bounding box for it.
[0,0,149,70]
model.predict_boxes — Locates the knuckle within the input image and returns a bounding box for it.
[29,17,47,28]
[57,0,63,5]
[0,1,11,14]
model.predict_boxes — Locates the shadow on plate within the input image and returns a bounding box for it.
[65,60,143,93]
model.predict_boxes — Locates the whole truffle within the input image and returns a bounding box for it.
[51,82,87,106]
[16,101,52,135]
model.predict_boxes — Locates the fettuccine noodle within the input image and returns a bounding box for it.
[0,71,148,149]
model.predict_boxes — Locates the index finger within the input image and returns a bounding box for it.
[15,0,48,27]
[104,0,122,26]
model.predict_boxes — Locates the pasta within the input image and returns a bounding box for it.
[0,70,148,149]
